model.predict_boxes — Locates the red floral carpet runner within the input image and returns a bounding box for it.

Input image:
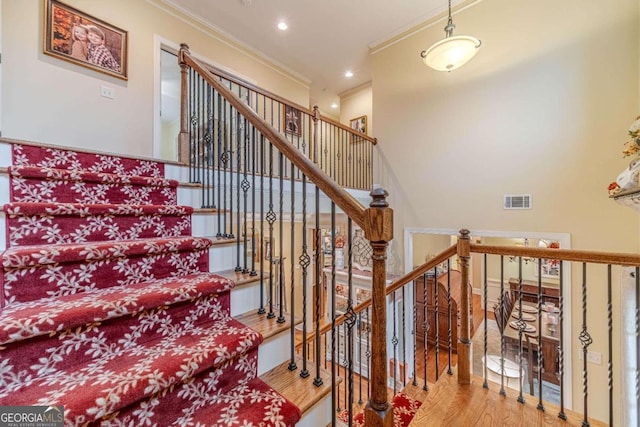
[338,392,422,427]
[0,145,301,426]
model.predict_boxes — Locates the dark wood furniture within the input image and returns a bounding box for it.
[415,270,473,353]
[508,278,559,305]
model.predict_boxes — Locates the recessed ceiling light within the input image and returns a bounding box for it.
[277,21,288,31]
[345,71,353,78]
[331,103,338,109]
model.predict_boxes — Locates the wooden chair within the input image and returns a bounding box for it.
[524,334,543,395]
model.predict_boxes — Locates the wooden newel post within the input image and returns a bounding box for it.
[364,188,393,427]
[457,229,472,384]
[178,43,190,165]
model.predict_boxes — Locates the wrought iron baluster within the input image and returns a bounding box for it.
[299,172,310,378]
[402,285,407,387]
[579,262,592,427]
[447,259,453,375]
[249,126,257,277]
[607,265,613,427]
[558,261,566,420]
[366,306,371,400]
[288,161,296,370]
[482,254,488,388]
[257,135,265,314]
[266,143,275,319]
[413,279,418,387]
[517,257,525,404]
[392,289,398,395]
[358,311,364,405]
[313,186,323,387]
[434,266,439,382]
[221,98,229,237]
[635,266,639,427]
[277,152,285,324]
[233,108,241,270]
[216,93,223,237]
[423,273,428,391]
[537,261,544,410]
[241,118,250,273]
[499,255,506,396]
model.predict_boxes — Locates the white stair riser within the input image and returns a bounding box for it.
[0,143,11,168]
[296,394,333,427]
[192,212,218,237]
[0,214,5,250]
[230,281,262,317]
[257,331,290,376]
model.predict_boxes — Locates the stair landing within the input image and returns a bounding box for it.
[408,372,607,427]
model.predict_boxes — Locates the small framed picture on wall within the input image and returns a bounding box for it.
[350,115,367,143]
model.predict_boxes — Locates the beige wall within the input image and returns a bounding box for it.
[372,0,639,420]
[1,0,309,158]
[340,83,373,136]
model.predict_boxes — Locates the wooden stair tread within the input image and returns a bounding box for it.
[234,310,300,341]
[215,268,268,286]
[401,377,435,403]
[409,372,607,427]
[261,356,335,414]
[192,207,220,213]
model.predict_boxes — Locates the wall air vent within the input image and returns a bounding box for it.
[504,194,531,210]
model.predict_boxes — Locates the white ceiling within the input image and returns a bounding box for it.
[164,0,464,114]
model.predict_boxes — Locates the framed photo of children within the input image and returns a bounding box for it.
[43,0,128,80]
[350,115,367,143]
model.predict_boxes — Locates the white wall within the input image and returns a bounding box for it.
[1,0,310,158]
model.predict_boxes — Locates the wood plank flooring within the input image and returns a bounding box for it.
[408,370,607,427]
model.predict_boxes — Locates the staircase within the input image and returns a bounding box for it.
[0,142,334,425]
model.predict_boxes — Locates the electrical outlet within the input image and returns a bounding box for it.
[100,85,115,99]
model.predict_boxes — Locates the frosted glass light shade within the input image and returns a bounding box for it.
[422,35,481,71]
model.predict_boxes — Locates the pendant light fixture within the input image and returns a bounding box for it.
[420,0,481,71]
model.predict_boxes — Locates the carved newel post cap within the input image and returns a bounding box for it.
[180,43,190,51]
[370,188,389,208]
[459,228,470,239]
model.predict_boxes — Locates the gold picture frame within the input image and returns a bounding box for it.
[44,0,128,80]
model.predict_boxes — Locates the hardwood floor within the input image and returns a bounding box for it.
[294,294,488,420]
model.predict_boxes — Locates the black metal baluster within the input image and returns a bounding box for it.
[392,289,398,394]
[288,161,296,369]
[257,135,265,314]
[483,254,488,388]
[358,311,364,405]
[203,83,212,208]
[234,108,242,271]
[277,152,285,324]
[221,98,229,237]
[537,261,544,409]
[517,257,525,404]
[216,92,223,237]
[299,173,310,378]
[331,211,337,426]
[241,118,250,273]
[266,143,275,319]
[607,265,613,427]
[413,279,418,387]
[249,126,257,277]
[499,255,506,396]
[434,266,439,382]
[402,285,407,387]
[313,186,323,387]
[447,259,453,375]
[635,266,639,427]
[579,262,592,427]
[558,261,566,420]
[423,273,428,391]
[366,306,371,400]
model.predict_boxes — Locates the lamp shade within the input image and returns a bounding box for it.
[421,35,481,71]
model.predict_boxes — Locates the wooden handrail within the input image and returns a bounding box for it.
[297,244,457,348]
[180,47,368,230]
[471,244,640,266]
[195,56,377,145]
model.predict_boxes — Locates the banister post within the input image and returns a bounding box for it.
[364,188,393,427]
[178,43,190,164]
[457,229,472,384]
